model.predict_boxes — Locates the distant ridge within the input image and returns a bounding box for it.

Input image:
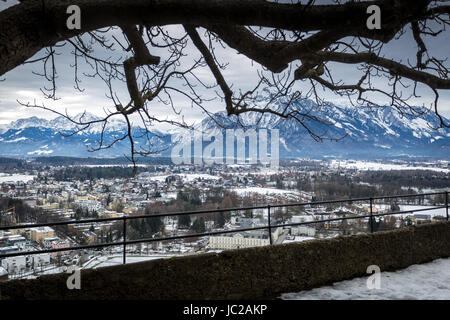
[0,99,449,159]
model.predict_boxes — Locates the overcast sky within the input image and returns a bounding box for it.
[1,0,449,131]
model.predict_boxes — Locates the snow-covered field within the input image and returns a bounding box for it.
[71,164,148,168]
[0,173,35,183]
[144,173,221,182]
[232,187,301,196]
[226,170,282,176]
[375,205,447,218]
[281,258,450,300]
[330,160,449,173]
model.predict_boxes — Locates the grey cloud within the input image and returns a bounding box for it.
[1,1,449,129]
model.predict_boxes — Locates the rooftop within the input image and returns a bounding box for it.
[0,266,7,277]
[29,226,54,233]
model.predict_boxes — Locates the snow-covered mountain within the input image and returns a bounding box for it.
[198,98,450,158]
[0,113,171,158]
[8,113,128,134]
[196,99,450,159]
[0,100,449,159]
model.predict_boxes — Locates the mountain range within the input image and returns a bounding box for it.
[0,99,449,160]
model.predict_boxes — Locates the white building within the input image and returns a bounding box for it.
[0,246,20,259]
[31,253,51,269]
[1,251,51,273]
[1,255,27,273]
[208,227,282,250]
[75,199,102,212]
[291,226,316,237]
[209,233,269,250]
[6,235,28,249]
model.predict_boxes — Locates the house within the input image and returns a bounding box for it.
[239,217,266,228]
[74,199,102,212]
[0,246,20,261]
[31,253,51,269]
[5,235,27,249]
[43,238,71,257]
[409,214,432,224]
[432,215,447,222]
[83,231,97,244]
[29,226,55,243]
[1,255,27,273]
[291,225,316,237]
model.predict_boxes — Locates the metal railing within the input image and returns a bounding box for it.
[0,191,448,265]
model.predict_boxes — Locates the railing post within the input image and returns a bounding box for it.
[369,197,374,233]
[123,217,127,264]
[267,205,273,245]
[446,191,449,222]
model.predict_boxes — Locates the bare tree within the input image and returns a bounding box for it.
[0,0,449,166]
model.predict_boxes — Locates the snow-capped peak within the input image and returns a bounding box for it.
[48,112,128,133]
[9,116,50,130]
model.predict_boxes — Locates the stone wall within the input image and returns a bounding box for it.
[1,222,449,300]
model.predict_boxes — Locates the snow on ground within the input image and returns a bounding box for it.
[282,236,316,244]
[232,187,301,196]
[375,204,447,218]
[250,169,280,176]
[330,160,449,173]
[281,258,450,300]
[0,173,35,183]
[82,254,173,269]
[163,192,178,199]
[226,168,281,176]
[74,164,148,168]
[145,173,221,183]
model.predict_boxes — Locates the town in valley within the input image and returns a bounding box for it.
[0,157,448,280]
